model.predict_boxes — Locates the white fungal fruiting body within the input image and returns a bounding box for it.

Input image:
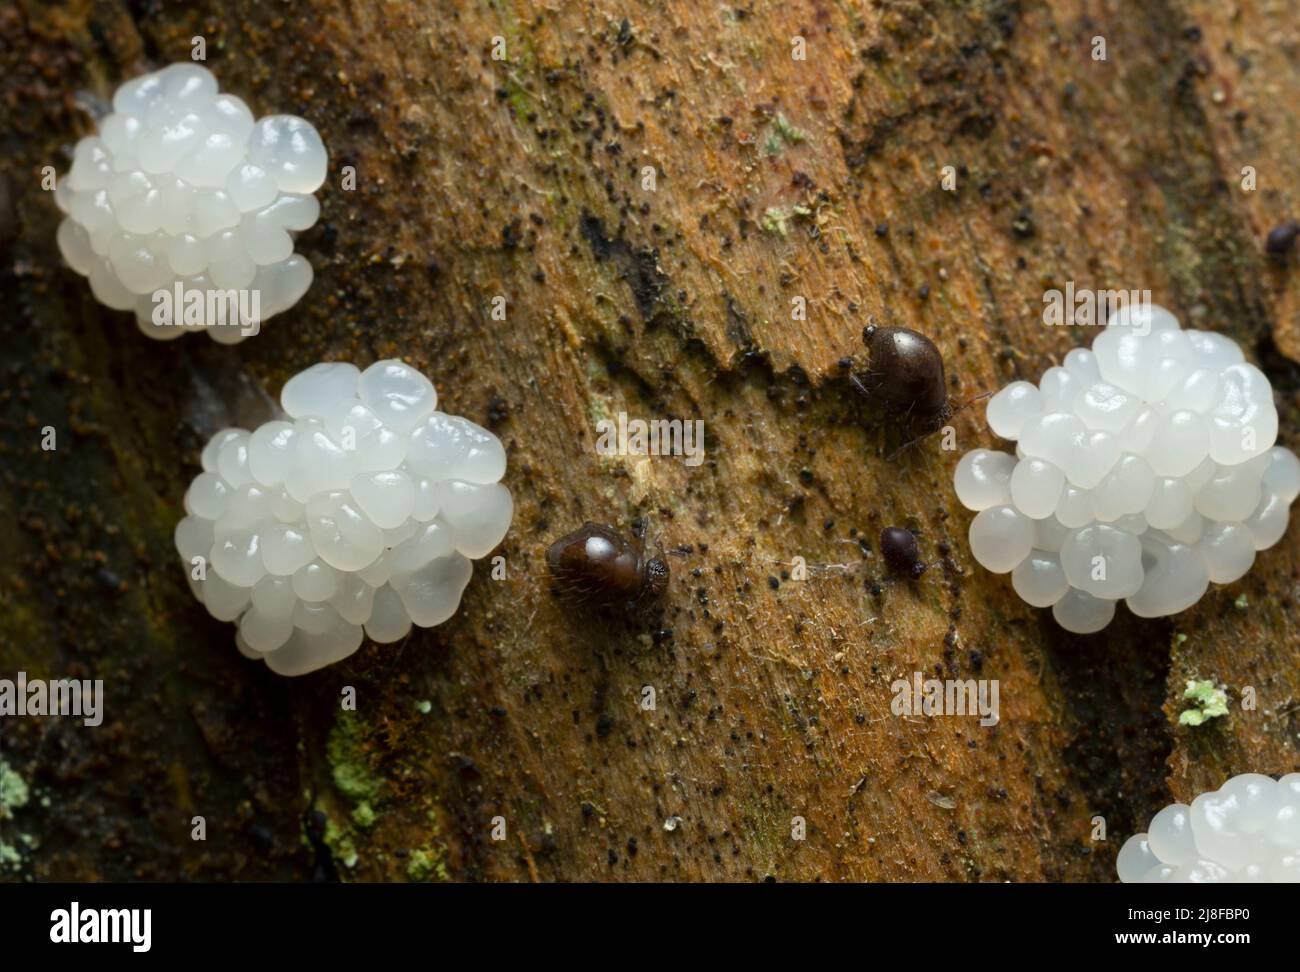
[55,63,326,342]
[174,360,512,675]
[955,304,1300,632]
[1118,773,1300,882]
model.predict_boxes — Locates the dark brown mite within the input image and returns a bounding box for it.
[545,522,669,605]
[857,324,951,422]
[853,323,990,459]
[1266,219,1300,256]
[879,526,926,579]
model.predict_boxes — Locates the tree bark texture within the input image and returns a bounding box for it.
[2,0,1299,882]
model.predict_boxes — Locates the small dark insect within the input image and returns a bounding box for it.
[879,526,927,579]
[1266,219,1300,256]
[852,323,989,459]
[546,522,668,605]
[857,324,951,420]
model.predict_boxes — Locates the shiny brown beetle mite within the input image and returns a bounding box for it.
[852,323,988,458]
[856,324,952,423]
[545,522,669,605]
[879,526,927,579]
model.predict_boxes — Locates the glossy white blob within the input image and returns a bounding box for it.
[957,303,1298,632]
[176,360,511,675]
[1147,804,1197,867]
[968,505,1033,574]
[1120,774,1300,882]
[1060,524,1143,599]
[1051,588,1115,634]
[1092,455,1154,522]
[1011,550,1068,607]
[1261,446,1300,503]
[986,381,1041,440]
[1126,532,1208,618]
[407,413,507,483]
[281,363,361,419]
[1033,515,1070,553]
[56,63,326,342]
[1009,458,1064,520]
[1199,522,1255,584]
[953,449,1015,511]
[359,360,438,433]
[1055,484,1094,529]
[1116,834,1158,884]
[364,585,413,644]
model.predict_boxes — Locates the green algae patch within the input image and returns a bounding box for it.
[351,801,377,829]
[1179,679,1229,727]
[0,757,32,874]
[323,816,359,870]
[327,711,383,804]
[765,113,807,155]
[761,204,812,237]
[407,846,449,882]
[316,710,388,872]
[0,757,30,819]
[0,842,21,872]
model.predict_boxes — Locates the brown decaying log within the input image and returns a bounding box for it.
[1,0,1298,882]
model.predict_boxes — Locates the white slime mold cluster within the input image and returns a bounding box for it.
[55,63,326,342]
[954,304,1300,633]
[1118,773,1300,882]
[173,361,512,675]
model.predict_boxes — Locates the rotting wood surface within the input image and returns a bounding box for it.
[1,0,1298,882]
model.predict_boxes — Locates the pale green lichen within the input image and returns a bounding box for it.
[1179,679,1229,726]
[0,842,21,872]
[0,758,31,874]
[0,757,29,820]
[761,204,812,237]
[320,711,386,871]
[407,847,449,883]
[351,801,376,829]
[765,113,807,155]
[327,711,382,803]
[323,817,359,870]
[414,700,432,714]
[405,807,451,882]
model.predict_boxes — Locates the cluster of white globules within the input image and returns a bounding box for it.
[173,361,512,676]
[954,304,1300,633]
[1118,773,1300,882]
[54,63,326,342]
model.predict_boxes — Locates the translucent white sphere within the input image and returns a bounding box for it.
[1261,447,1300,503]
[1051,587,1115,634]
[968,506,1034,574]
[1199,522,1255,584]
[1060,524,1143,599]
[1120,774,1300,882]
[955,302,1298,632]
[986,381,1042,439]
[1011,551,1068,607]
[56,63,327,341]
[1009,458,1065,519]
[176,360,511,675]
[1147,803,1197,866]
[1126,533,1208,618]
[1116,834,1157,883]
